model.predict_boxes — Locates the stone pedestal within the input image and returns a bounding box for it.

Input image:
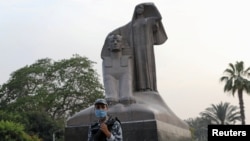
[65,92,192,141]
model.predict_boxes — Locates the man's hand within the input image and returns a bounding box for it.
[100,123,111,138]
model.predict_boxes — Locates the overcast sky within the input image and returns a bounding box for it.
[1,0,250,124]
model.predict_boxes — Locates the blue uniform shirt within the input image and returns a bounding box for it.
[87,116,123,141]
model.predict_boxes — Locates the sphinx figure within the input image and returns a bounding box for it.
[102,34,134,104]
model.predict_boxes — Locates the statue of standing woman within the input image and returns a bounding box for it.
[101,3,167,100]
[131,3,167,92]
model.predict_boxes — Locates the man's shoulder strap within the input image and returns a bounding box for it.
[114,117,121,125]
[106,116,121,125]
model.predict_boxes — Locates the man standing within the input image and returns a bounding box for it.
[87,99,123,141]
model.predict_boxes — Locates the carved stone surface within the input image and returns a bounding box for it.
[102,34,134,103]
[102,3,167,94]
[65,2,192,141]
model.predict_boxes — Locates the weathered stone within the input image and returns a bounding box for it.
[65,92,192,141]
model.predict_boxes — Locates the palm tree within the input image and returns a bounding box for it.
[200,101,241,125]
[220,61,250,125]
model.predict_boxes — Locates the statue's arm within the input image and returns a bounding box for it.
[146,17,161,33]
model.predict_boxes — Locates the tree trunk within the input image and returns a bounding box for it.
[238,90,245,125]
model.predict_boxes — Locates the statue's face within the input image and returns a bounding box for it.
[136,5,144,15]
[109,35,122,52]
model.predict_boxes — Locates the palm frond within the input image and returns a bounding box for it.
[229,63,235,72]
[244,67,250,77]
[224,69,235,77]
[220,76,228,82]
[200,102,240,125]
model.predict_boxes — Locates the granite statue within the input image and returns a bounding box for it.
[102,34,134,104]
[65,3,192,141]
[102,3,167,94]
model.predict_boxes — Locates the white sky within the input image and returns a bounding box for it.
[1,0,250,124]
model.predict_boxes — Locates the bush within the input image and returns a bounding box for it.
[0,120,41,141]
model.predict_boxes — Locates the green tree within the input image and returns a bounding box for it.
[0,120,41,141]
[220,61,250,125]
[0,110,23,123]
[23,111,63,141]
[0,54,104,140]
[0,54,104,119]
[200,101,241,125]
[185,102,241,141]
[0,110,63,141]
[185,117,211,141]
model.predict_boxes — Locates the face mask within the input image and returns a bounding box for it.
[95,109,107,118]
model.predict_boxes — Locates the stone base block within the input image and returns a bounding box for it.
[65,119,191,141]
[65,92,192,141]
